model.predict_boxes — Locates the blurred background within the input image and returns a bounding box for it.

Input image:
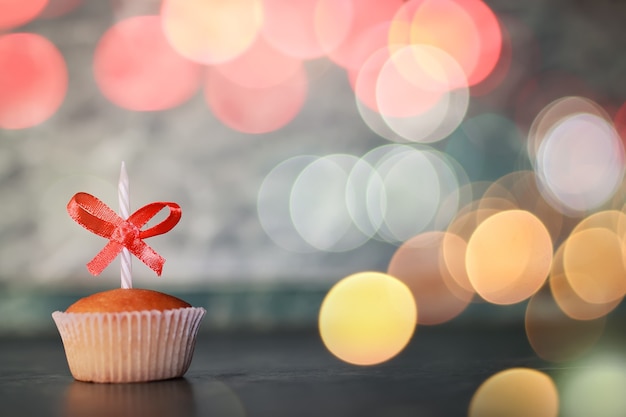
[1,0,626,336]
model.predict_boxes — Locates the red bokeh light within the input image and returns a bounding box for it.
[0,33,67,129]
[261,0,353,60]
[93,15,202,111]
[327,0,404,71]
[0,0,48,29]
[213,34,303,89]
[204,66,308,134]
[388,0,502,88]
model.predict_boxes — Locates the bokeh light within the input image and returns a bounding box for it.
[480,171,567,243]
[469,368,559,417]
[204,64,308,134]
[527,96,610,165]
[525,285,606,362]
[550,242,622,321]
[387,231,472,325]
[562,211,626,304]
[257,155,319,254]
[212,35,303,89]
[365,146,461,243]
[352,46,394,114]
[260,0,352,60]
[535,111,624,215]
[375,45,470,143]
[441,227,474,296]
[326,0,404,71]
[290,154,370,252]
[388,0,502,87]
[0,33,67,129]
[469,18,516,97]
[441,198,514,295]
[318,271,417,366]
[465,210,552,304]
[4,2,626,412]
[257,144,467,253]
[161,0,263,65]
[0,0,48,29]
[93,15,202,111]
[559,357,626,417]
[375,44,454,118]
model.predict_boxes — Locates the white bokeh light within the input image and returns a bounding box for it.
[535,113,625,215]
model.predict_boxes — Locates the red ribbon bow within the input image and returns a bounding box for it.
[67,192,181,276]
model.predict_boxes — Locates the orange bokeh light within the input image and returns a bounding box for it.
[442,203,512,295]
[466,210,553,304]
[481,171,566,243]
[563,220,626,305]
[388,231,472,325]
[550,242,622,321]
[469,368,559,417]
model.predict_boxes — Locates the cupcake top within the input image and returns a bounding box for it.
[66,288,191,313]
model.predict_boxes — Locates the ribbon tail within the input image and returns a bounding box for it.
[129,240,165,276]
[87,241,123,276]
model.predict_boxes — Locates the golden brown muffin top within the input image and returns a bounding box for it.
[66,288,191,313]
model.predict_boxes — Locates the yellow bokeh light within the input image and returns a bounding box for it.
[318,271,417,366]
[469,368,559,417]
[161,0,263,65]
[466,210,553,304]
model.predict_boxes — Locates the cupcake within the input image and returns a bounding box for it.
[52,289,205,383]
[53,165,205,383]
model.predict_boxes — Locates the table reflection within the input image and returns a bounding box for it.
[64,378,195,417]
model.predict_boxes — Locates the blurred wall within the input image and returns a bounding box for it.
[0,0,625,296]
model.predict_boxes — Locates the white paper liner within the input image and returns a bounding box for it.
[52,307,206,383]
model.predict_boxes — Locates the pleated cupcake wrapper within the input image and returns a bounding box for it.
[52,307,206,383]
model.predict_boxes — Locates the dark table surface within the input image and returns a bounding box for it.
[0,322,562,417]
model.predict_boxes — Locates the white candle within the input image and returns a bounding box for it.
[119,161,132,289]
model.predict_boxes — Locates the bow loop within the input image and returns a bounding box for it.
[67,192,181,276]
